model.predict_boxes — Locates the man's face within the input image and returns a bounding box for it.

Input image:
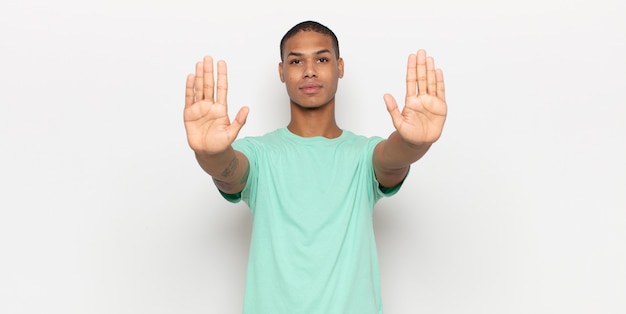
[279,31,344,109]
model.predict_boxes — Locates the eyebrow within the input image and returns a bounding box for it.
[286,49,332,58]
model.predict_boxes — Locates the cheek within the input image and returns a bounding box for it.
[284,78,299,96]
[285,74,299,88]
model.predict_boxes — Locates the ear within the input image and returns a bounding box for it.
[278,62,285,82]
[337,58,344,78]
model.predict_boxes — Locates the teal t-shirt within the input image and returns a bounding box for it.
[222,128,402,314]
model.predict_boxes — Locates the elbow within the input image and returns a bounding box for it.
[213,179,244,195]
[375,166,409,189]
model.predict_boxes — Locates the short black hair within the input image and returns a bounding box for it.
[280,20,340,60]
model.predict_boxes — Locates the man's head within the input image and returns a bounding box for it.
[280,20,340,61]
[278,21,344,110]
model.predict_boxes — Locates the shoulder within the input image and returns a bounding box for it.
[339,130,384,149]
[231,128,287,158]
[234,128,282,146]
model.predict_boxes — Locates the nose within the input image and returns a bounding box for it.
[303,63,317,78]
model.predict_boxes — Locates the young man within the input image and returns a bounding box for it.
[184,21,447,314]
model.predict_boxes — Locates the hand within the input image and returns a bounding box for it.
[383,49,447,146]
[184,56,249,155]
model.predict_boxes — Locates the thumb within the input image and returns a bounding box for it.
[228,106,250,139]
[383,94,402,130]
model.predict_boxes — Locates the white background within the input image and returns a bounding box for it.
[1,0,625,313]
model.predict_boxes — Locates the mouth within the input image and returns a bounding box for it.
[300,83,322,94]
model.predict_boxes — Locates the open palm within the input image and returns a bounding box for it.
[184,56,249,155]
[384,49,447,146]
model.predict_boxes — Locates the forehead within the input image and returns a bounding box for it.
[283,31,336,56]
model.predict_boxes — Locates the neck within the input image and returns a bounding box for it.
[287,101,342,138]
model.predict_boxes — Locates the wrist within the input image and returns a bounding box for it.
[391,131,431,151]
[194,146,233,162]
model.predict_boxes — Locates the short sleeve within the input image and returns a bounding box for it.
[376,166,409,196]
[218,189,242,203]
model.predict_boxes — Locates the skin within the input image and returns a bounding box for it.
[183,30,447,193]
[184,57,250,193]
[279,31,344,138]
[373,49,447,187]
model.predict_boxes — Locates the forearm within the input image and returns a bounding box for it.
[195,147,249,194]
[373,131,431,187]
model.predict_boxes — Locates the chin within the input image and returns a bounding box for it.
[293,102,327,110]
[291,97,333,110]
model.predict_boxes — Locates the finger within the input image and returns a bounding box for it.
[416,49,427,96]
[427,56,436,96]
[216,60,228,106]
[195,61,204,101]
[228,106,250,139]
[383,94,403,130]
[405,53,417,98]
[436,69,446,102]
[185,74,195,108]
[203,56,215,102]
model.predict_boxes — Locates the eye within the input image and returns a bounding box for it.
[289,59,302,65]
[318,57,329,63]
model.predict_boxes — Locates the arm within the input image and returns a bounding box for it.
[184,56,250,194]
[194,148,249,195]
[374,49,447,188]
